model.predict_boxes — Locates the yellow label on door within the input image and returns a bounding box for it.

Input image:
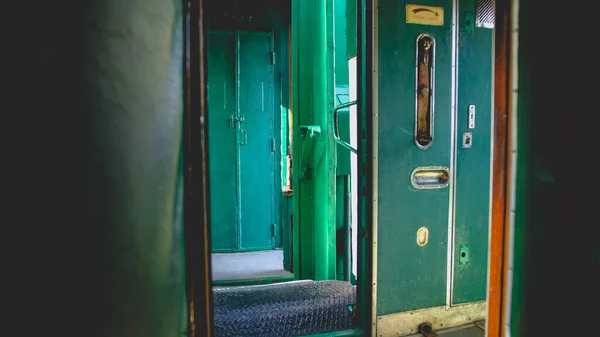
[406,4,444,26]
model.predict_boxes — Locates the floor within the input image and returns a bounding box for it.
[406,321,485,337]
[438,326,484,337]
[212,250,293,281]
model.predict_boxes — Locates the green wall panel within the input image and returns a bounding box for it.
[376,0,453,315]
[452,0,493,304]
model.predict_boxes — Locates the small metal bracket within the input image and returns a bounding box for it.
[298,125,321,180]
[468,104,476,129]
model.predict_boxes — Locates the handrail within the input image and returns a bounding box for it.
[333,100,358,154]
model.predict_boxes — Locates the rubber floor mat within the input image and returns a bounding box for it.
[213,280,356,337]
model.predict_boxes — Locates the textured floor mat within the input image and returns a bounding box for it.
[213,280,356,337]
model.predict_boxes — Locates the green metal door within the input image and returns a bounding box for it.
[238,32,276,251]
[208,31,238,252]
[452,0,493,304]
[208,30,276,252]
[376,0,453,314]
[374,0,493,317]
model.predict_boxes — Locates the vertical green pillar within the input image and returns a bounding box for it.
[292,0,337,280]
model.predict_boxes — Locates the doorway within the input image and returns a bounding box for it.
[207,30,280,253]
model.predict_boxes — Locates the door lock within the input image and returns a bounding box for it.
[462,132,472,148]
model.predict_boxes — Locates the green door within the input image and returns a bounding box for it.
[208,31,276,252]
[238,32,276,251]
[208,31,238,252]
[375,0,493,315]
[376,0,453,314]
[452,0,493,304]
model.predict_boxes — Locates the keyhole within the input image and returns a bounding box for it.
[461,252,466,258]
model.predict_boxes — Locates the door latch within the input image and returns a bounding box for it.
[228,115,245,129]
[228,115,238,129]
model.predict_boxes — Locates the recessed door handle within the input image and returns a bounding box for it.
[411,166,449,189]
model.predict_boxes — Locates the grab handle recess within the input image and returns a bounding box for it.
[411,166,449,189]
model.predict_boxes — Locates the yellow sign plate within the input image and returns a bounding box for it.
[406,4,444,26]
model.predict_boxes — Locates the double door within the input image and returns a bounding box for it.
[208,30,277,252]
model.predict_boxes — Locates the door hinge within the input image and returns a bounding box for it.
[270,51,275,65]
[271,223,277,237]
[270,137,276,152]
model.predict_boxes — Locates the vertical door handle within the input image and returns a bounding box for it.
[240,130,247,145]
[415,33,435,149]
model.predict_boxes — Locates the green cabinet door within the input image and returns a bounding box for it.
[208,31,238,252]
[376,0,453,315]
[238,32,276,251]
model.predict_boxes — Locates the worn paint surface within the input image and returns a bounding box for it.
[376,0,453,314]
[375,0,493,315]
[452,0,493,304]
[486,0,510,334]
[377,301,486,336]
